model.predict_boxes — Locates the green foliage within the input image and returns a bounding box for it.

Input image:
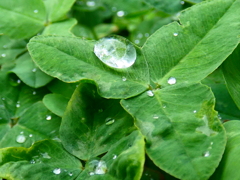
[0,0,240,179]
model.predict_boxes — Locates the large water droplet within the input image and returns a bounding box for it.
[46,115,52,120]
[94,36,136,69]
[167,77,176,85]
[16,134,26,143]
[146,90,154,97]
[53,168,61,175]
[105,117,115,125]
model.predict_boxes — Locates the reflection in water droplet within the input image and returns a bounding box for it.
[53,168,61,175]
[46,115,52,120]
[146,90,154,97]
[167,77,176,85]
[16,134,26,143]
[173,33,178,36]
[32,68,37,72]
[1,54,6,57]
[34,9,38,13]
[203,151,210,157]
[117,11,125,17]
[105,117,115,125]
[122,76,127,81]
[86,1,95,6]
[94,36,136,69]
[113,155,117,159]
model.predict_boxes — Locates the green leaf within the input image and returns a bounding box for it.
[185,0,204,4]
[142,0,240,88]
[222,44,240,110]
[43,94,69,117]
[0,0,46,39]
[210,121,240,180]
[0,35,26,65]
[43,18,77,36]
[0,101,61,148]
[0,140,82,180]
[60,81,136,160]
[43,0,75,22]
[143,0,182,14]
[121,83,226,180]
[76,130,145,180]
[27,35,149,98]
[11,53,53,88]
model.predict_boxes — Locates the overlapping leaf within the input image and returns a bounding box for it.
[121,83,226,180]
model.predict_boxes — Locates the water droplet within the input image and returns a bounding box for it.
[117,11,125,17]
[112,7,117,12]
[32,68,37,72]
[113,155,117,159]
[105,117,115,125]
[41,152,51,159]
[16,134,26,143]
[122,76,127,81]
[134,39,140,44]
[46,115,52,120]
[89,172,95,176]
[153,115,159,119]
[137,33,143,39]
[89,160,107,175]
[167,77,177,85]
[86,1,95,6]
[20,131,24,134]
[29,134,33,137]
[53,168,61,175]
[94,36,136,69]
[163,105,166,108]
[1,97,5,100]
[180,1,185,5]
[16,102,21,108]
[203,151,210,157]
[30,159,36,164]
[68,172,73,176]
[3,45,7,49]
[173,33,178,36]
[33,9,38,13]
[145,33,150,37]
[146,90,154,97]
[17,79,21,84]
[1,53,6,57]
[33,91,36,95]
[210,142,213,145]
[193,110,197,113]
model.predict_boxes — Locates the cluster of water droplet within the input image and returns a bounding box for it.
[88,160,107,176]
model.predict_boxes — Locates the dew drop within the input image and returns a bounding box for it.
[16,134,26,143]
[112,7,117,12]
[46,115,52,120]
[1,53,6,57]
[105,117,115,125]
[20,131,24,134]
[1,97,5,100]
[29,134,33,137]
[89,172,95,176]
[180,1,185,5]
[122,76,127,81]
[3,45,7,49]
[95,160,107,175]
[68,172,73,176]
[134,39,140,44]
[17,79,21,84]
[16,102,21,108]
[94,36,136,69]
[203,151,210,157]
[53,168,61,175]
[193,110,197,113]
[30,159,36,164]
[145,33,150,37]
[146,90,154,97]
[32,68,37,72]
[137,33,143,39]
[33,91,36,95]
[210,142,213,145]
[173,33,178,36]
[153,115,159,119]
[163,105,166,108]
[113,155,117,159]
[86,1,95,7]
[33,9,38,13]
[42,152,51,159]
[117,11,125,17]
[167,77,176,85]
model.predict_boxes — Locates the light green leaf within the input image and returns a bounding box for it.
[222,44,240,109]
[121,83,226,180]
[27,35,149,98]
[43,18,77,36]
[76,130,145,180]
[210,121,240,180]
[43,0,75,22]
[0,0,46,39]
[142,0,240,88]
[0,140,82,180]
[60,82,136,160]
[43,94,69,117]
[11,53,53,88]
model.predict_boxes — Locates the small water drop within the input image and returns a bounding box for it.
[32,68,37,72]
[117,11,125,17]
[17,79,21,84]
[112,7,117,12]
[113,155,117,159]
[29,134,33,137]
[145,33,150,37]
[134,39,140,44]
[33,9,38,13]
[105,117,115,125]
[33,91,36,95]
[167,77,176,85]
[173,33,178,36]
[46,115,52,120]
[89,172,95,176]
[137,33,143,39]
[68,172,73,176]
[193,110,197,113]
[180,1,185,5]
[163,105,166,108]
[30,159,36,164]
[122,76,127,81]
[3,45,7,49]
[1,97,5,100]
[210,142,213,145]
[153,115,159,119]
[53,168,61,175]
[41,152,51,159]
[20,131,24,134]
[16,103,21,108]
[94,36,136,69]
[86,1,95,6]
[146,90,154,97]
[203,151,210,157]
[1,53,6,57]
[16,134,26,143]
